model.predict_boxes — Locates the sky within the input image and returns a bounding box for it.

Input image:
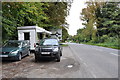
[66,0,87,36]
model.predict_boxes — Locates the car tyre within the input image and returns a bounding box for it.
[60,51,62,56]
[27,50,31,56]
[35,53,39,62]
[56,53,60,62]
[17,53,22,61]
[35,59,38,62]
[35,57,38,62]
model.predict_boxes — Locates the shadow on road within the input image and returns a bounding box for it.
[1,60,18,64]
[31,57,56,63]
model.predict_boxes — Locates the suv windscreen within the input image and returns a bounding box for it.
[40,39,58,46]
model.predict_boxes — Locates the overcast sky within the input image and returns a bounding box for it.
[66,0,87,36]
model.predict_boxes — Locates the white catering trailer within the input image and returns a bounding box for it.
[17,26,51,51]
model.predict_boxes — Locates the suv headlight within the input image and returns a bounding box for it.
[53,48,58,52]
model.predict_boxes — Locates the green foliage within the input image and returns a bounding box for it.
[62,27,69,42]
[2,2,68,42]
[73,1,120,49]
[96,37,120,49]
[80,1,103,42]
[61,44,68,47]
[99,35,109,43]
[45,2,67,27]
[96,2,120,37]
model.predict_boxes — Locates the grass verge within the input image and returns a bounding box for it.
[81,42,120,49]
[61,44,68,47]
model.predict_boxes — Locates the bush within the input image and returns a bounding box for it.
[99,35,109,43]
[100,37,119,49]
[90,37,100,43]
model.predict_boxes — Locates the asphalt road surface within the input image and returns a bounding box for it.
[68,43,118,78]
[0,43,119,78]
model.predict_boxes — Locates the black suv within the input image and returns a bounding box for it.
[34,38,62,62]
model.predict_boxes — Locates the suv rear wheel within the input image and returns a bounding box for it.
[35,58,38,62]
[34,53,39,62]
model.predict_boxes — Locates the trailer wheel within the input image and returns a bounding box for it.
[35,54,39,62]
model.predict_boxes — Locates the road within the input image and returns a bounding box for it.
[68,43,118,78]
[0,43,119,78]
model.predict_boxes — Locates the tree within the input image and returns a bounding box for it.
[44,2,67,30]
[2,2,68,41]
[62,27,69,42]
[80,1,104,41]
[80,1,119,45]
[96,2,120,37]
[2,2,48,41]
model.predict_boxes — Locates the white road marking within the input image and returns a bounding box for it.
[52,68,59,70]
[83,62,97,78]
[83,63,87,66]
[76,44,84,45]
[91,71,97,78]
[109,53,118,56]
[61,57,67,60]
[92,47,118,56]
[69,45,97,78]
[79,58,83,61]
[94,48,103,51]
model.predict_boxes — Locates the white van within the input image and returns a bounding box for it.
[17,26,51,52]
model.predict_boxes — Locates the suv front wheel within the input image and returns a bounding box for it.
[56,53,60,62]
